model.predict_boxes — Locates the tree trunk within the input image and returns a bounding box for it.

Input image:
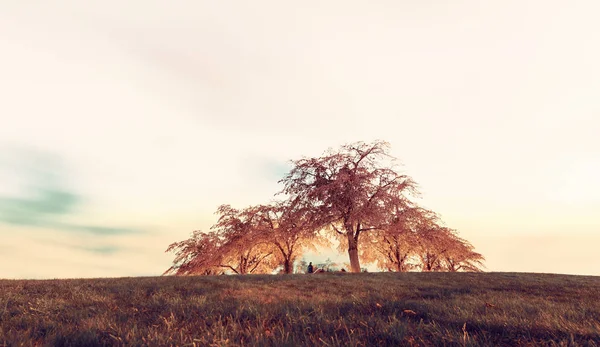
[283,257,292,274]
[347,233,361,273]
[239,255,247,274]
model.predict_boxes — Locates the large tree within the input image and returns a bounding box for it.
[279,140,418,273]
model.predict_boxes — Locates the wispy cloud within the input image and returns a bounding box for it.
[57,224,141,235]
[32,238,123,256]
[63,244,122,255]
[0,146,141,235]
[0,189,79,225]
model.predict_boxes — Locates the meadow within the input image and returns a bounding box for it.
[1,272,599,346]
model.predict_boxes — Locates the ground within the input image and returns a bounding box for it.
[1,272,599,346]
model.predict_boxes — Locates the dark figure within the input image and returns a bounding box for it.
[307,262,314,274]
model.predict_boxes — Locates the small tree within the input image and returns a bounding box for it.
[439,235,485,272]
[164,204,280,276]
[280,140,418,273]
[414,224,454,272]
[210,204,278,274]
[361,207,428,272]
[249,200,328,274]
[163,230,223,275]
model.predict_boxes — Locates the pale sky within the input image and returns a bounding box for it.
[1,1,598,279]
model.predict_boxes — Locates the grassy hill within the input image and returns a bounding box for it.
[1,272,599,346]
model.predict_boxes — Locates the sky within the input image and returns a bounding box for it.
[1,1,599,279]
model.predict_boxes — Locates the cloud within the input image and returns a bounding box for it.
[57,224,142,235]
[73,245,121,255]
[0,146,79,223]
[32,237,122,256]
[0,189,79,225]
[0,146,141,235]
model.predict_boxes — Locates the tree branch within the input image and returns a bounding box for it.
[249,252,273,273]
[219,265,239,274]
[357,226,379,232]
[331,223,344,235]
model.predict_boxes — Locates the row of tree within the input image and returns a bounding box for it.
[165,140,484,275]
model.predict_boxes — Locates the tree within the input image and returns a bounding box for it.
[414,222,456,272]
[164,205,279,276]
[164,227,277,275]
[165,201,328,276]
[361,207,425,272]
[249,200,328,274]
[359,205,485,273]
[163,230,223,275]
[412,214,484,272]
[280,140,418,273]
[439,235,485,272]
[210,204,278,274]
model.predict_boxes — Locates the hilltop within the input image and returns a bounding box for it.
[1,272,599,346]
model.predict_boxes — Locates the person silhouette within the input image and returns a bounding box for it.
[307,262,314,274]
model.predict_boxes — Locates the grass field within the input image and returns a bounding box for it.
[1,272,599,346]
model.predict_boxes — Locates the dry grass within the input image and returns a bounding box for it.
[1,272,599,346]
